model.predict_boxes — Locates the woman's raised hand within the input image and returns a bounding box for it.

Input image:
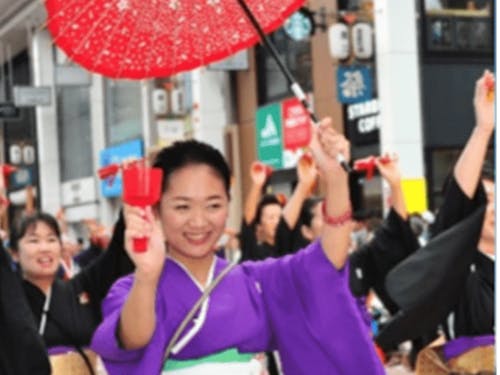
[309,117,350,178]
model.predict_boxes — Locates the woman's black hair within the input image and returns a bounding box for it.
[10,212,61,252]
[153,140,231,196]
[299,197,323,228]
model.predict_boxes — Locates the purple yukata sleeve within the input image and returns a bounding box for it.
[243,240,384,374]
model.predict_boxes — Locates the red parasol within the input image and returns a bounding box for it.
[45,0,350,172]
[45,0,304,79]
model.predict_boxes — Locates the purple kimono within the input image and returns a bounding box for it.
[91,240,384,374]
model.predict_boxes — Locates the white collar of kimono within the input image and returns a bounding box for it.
[38,287,52,335]
[168,256,217,292]
[168,256,217,355]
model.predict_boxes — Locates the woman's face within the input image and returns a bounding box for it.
[301,201,323,241]
[258,204,282,243]
[158,164,229,261]
[14,221,62,282]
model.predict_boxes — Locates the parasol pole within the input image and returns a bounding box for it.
[236,0,351,173]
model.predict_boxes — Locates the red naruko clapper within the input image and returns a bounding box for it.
[122,162,163,252]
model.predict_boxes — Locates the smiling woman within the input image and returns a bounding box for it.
[13,215,62,292]
[0,209,134,375]
[91,120,385,375]
[159,164,230,267]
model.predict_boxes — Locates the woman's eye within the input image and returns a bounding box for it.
[208,203,222,210]
[175,205,189,211]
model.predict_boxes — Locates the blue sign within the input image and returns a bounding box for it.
[9,166,35,191]
[99,139,143,198]
[337,66,373,104]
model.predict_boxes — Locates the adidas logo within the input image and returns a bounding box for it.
[260,115,278,138]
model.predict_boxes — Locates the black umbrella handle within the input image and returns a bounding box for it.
[236,0,351,173]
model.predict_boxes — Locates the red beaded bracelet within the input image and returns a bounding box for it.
[321,201,352,227]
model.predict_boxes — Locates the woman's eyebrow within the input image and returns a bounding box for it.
[206,195,225,200]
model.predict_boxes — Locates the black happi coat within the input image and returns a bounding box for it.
[376,176,490,350]
[240,216,296,261]
[0,245,50,375]
[349,208,420,313]
[432,176,493,338]
[0,213,133,374]
[30,213,133,348]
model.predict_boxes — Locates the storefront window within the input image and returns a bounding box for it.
[256,28,312,104]
[427,147,493,210]
[421,0,493,59]
[105,79,143,145]
[57,86,93,182]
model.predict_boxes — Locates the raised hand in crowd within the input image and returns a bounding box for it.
[282,152,318,230]
[244,161,271,224]
[375,153,407,220]
[454,69,495,198]
[55,207,69,234]
[84,218,111,251]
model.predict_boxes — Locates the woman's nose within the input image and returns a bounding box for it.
[39,242,55,252]
[188,208,207,226]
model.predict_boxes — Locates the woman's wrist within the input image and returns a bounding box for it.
[475,123,494,137]
[322,201,352,227]
[296,180,313,194]
[134,269,162,286]
[388,179,401,190]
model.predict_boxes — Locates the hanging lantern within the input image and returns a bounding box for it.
[352,22,374,59]
[22,145,36,165]
[9,145,22,165]
[328,23,350,60]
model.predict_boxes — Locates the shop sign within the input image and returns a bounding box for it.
[99,139,143,198]
[345,98,380,145]
[61,177,97,206]
[283,9,314,41]
[0,103,20,120]
[282,97,311,151]
[157,118,186,146]
[12,168,31,186]
[9,167,36,191]
[13,86,52,107]
[256,95,314,169]
[337,65,373,104]
[256,103,283,169]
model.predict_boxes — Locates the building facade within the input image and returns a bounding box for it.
[0,0,493,236]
